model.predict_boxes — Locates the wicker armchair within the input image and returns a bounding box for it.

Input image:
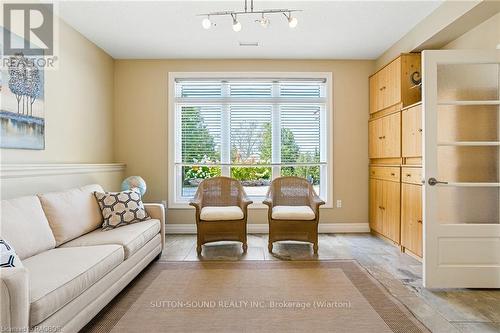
[263,176,325,254]
[189,177,253,255]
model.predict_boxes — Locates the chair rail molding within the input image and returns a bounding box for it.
[0,163,126,179]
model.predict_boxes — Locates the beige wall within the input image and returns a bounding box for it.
[443,12,500,49]
[1,19,115,164]
[114,60,374,224]
[1,19,120,197]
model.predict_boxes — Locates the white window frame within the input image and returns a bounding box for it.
[168,72,333,209]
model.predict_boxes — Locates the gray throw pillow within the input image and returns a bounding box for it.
[94,188,150,230]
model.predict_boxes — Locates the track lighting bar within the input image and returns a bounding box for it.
[198,0,302,31]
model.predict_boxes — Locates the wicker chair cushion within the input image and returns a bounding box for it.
[271,206,315,221]
[200,206,244,221]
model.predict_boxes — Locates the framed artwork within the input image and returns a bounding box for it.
[1,30,45,150]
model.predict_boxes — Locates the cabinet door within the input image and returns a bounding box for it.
[369,74,378,114]
[380,112,401,158]
[384,57,401,108]
[402,104,422,157]
[382,180,401,243]
[368,120,376,158]
[376,69,386,111]
[401,183,422,257]
[369,179,383,233]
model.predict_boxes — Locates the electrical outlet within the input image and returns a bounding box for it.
[336,200,342,208]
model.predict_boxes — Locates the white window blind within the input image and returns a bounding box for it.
[173,77,329,203]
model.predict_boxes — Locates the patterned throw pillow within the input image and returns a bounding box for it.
[94,188,150,230]
[1,239,21,268]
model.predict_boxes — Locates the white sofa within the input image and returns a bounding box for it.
[0,184,165,333]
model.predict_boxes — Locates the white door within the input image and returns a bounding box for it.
[423,50,500,288]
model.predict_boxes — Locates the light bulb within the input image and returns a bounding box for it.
[232,18,242,32]
[288,16,298,28]
[202,17,212,29]
[256,14,270,28]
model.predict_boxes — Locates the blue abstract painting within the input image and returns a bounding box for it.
[1,30,45,150]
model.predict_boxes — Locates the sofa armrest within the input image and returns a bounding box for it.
[144,203,165,251]
[0,267,30,332]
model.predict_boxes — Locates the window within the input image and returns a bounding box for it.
[169,73,332,207]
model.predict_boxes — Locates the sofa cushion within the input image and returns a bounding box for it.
[200,206,244,221]
[0,196,56,259]
[23,245,123,327]
[61,219,160,259]
[271,206,316,220]
[94,189,150,230]
[38,184,104,246]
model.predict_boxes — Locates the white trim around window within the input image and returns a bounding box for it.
[168,72,333,209]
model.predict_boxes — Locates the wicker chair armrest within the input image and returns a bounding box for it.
[239,194,253,208]
[188,199,202,209]
[262,187,274,207]
[262,199,273,207]
[309,193,325,214]
[240,200,253,211]
[189,189,203,212]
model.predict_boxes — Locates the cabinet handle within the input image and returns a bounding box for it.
[391,173,395,176]
[379,206,385,210]
[378,135,386,139]
[418,128,423,133]
[379,86,386,91]
[406,174,411,177]
[417,220,422,224]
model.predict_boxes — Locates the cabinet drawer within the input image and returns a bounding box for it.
[370,166,400,182]
[402,167,422,185]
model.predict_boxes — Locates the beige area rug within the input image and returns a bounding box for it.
[82,261,429,333]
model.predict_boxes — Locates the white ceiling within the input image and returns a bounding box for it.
[58,1,443,59]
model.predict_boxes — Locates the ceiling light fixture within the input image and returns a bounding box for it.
[198,0,301,32]
[202,16,212,29]
[256,13,270,28]
[231,14,242,32]
[284,12,298,28]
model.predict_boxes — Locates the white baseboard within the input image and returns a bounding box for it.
[165,223,370,234]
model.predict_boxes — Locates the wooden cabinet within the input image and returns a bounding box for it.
[384,57,401,108]
[369,173,400,244]
[368,112,401,158]
[402,104,422,157]
[402,167,422,185]
[369,179,383,233]
[370,166,400,182]
[369,53,422,258]
[382,180,401,243]
[401,183,422,257]
[369,54,421,114]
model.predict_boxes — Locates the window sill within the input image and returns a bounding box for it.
[168,201,332,210]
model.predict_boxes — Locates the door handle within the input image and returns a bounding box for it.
[428,177,448,186]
